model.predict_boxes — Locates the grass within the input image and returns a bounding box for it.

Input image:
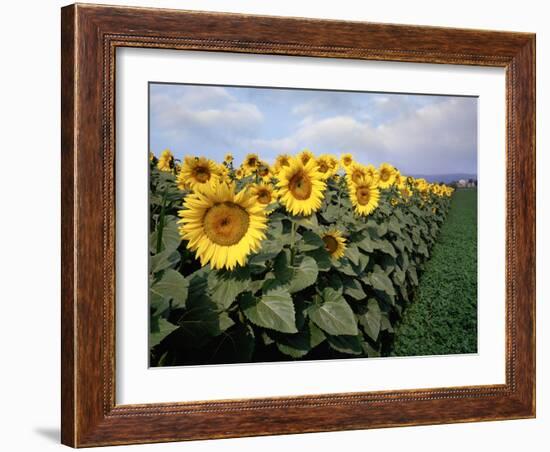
[391,189,478,356]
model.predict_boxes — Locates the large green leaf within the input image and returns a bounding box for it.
[150,249,180,273]
[297,230,325,252]
[149,318,179,348]
[359,299,382,341]
[208,267,251,310]
[149,217,181,253]
[305,247,332,271]
[326,334,363,355]
[343,277,366,300]
[289,256,318,293]
[308,288,358,336]
[367,268,396,296]
[150,269,188,308]
[344,243,361,266]
[274,250,295,283]
[241,289,297,333]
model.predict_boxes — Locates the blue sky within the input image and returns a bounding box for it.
[149,83,477,176]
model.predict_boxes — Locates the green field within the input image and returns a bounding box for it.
[391,189,477,356]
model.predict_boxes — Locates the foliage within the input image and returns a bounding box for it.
[147,150,454,365]
[391,189,478,356]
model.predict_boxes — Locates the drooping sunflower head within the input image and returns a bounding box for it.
[321,229,347,260]
[177,156,219,191]
[243,153,260,174]
[349,177,380,216]
[340,153,354,168]
[400,186,412,200]
[378,163,397,189]
[276,157,326,216]
[224,153,234,164]
[157,149,175,172]
[297,149,315,166]
[250,182,278,211]
[273,154,291,175]
[178,181,267,270]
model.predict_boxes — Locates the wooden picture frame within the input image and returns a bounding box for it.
[61,3,536,447]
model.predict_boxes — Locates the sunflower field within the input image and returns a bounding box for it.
[149,150,454,365]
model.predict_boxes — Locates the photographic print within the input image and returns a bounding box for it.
[148,83,477,367]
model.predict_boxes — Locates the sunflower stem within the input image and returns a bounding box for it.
[290,221,297,266]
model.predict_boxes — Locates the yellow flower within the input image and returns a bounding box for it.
[250,182,278,211]
[243,153,260,175]
[257,161,272,181]
[177,156,219,191]
[234,168,244,179]
[178,181,267,270]
[378,163,397,189]
[400,186,412,199]
[394,171,406,189]
[277,157,326,216]
[157,149,174,172]
[297,149,315,166]
[224,153,234,163]
[414,178,429,193]
[273,154,292,174]
[346,162,370,186]
[340,153,353,168]
[321,229,347,260]
[316,154,338,180]
[349,177,380,216]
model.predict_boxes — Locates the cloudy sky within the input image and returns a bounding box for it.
[149,83,477,176]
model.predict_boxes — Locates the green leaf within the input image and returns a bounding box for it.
[208,267,251,310]
[291,214,319,230]
[150,269,188,308]
[326,334,363,355]
[343,277,366,300]
[149,217,181,253]
[297,230,325,252]
[274,250,295,283]
[367,268,396,296]
[308,288,358,336]
[344,243,360,266]
[289,256,318,293]
[241,289,297,333]
[359,299,382,341]
[305,247,332,271]
[149,318,179,348]
[150,249,180,273]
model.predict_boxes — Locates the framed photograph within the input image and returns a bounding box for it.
[61,3,536,447]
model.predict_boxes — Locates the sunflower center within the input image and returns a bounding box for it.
[343,157,352,166]
[258,166,269,177]
[203,202,250,246]
[323,235,339,254]
[247,157,258,167]
[380,168,390,182]
[356,187,371,205]
[193,165,211,183]
[288,171,313,200]
[257,190,272,205]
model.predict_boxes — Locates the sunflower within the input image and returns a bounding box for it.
[157,149,174,172]
[177,156,219,191]
[414,177,429,193]
[234,168,244,179]
[346,162,369,185]
[224,153,234,163]
[340,153,353,168]
[178,181,267,270]
[316,154,337,179]
[394,170,406,189]
[297,149,315,166]
[378,163,397,189]
[399,186,412,200]
[277,157,326,216]
[243,153,260,175]
[250,182,278,211]
[364,164,380,185]
[349,177,380,216]
[321,229,347,260]
[257,162,272,181]
[273,154,291,174]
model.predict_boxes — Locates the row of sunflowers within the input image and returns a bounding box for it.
[149,149,454,365]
